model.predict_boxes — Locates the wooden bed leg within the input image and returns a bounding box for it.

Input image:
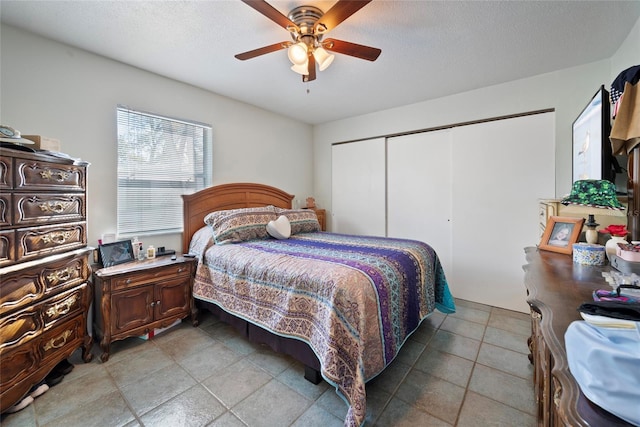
[304,365,322,385]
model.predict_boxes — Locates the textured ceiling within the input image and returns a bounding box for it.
[2,1,639,124]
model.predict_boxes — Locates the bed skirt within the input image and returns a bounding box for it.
[195,298,322,383]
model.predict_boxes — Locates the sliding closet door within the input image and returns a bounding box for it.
[331,138,386,236]
[451,112,555,312]
[388,130,453,274]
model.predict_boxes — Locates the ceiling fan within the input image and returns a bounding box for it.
[235,0,381,82]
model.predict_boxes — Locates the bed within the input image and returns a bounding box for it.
[182,183,455,427]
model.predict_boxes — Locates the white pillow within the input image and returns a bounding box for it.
[266,215,291,240]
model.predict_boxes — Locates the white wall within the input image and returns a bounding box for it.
[313,16,640,223]
[611,16,640,78]
[1,25,314,252]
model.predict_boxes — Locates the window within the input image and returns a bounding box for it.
[116,105,212,237]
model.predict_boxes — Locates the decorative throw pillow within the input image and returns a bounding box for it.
[266,215,291,240]
[205,206,277,244]
[275,208,320,235]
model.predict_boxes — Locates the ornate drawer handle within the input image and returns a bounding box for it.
[552,376,562,408]
[46,295,77,318]
[44,330,72,351]
[43,231,72,245]
[39,201,71,213]
[47,267,73,284]
[40,169,70,182]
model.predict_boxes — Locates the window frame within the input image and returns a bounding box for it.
[116,105,212,238]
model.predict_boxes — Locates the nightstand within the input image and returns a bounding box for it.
[93,255,197,362]
[314,209,326,231]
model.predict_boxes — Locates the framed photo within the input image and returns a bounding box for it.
[99,240,135,267]
[539,216,585,255]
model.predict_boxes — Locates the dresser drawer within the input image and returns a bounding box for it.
[14,158,85,192]
[0,230,15,267]
[0,194,9,226]
[0,155,12,190]
[1,252,90,316]
[0,284,88,352]
[42,285,87,326]
[538,204,548,228]
[0,312,85,393]
[40,314,85,361]
[0,344,38,395]
[0,305,42,351]
[13,193,85,226]
[111,263,192,291]
[16,221,86,262]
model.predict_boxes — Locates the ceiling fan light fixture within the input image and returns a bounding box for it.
[314,47,334,71]
[287,42,308,65]
[291,61,309,75]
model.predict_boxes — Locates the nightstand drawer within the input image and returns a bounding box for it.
[112,263,192,291]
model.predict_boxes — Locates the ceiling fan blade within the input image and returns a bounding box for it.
[314,0,372,33]
[235,42,290,60]
[323,38,381,61]
[303,54,316,82]
[241,0,299,31]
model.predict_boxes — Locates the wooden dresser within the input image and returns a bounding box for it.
[0,148,93,413]
[93,255,197,362]
[538,198,628,240]
[523,247,634,426]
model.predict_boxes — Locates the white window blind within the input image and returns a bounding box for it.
[116,105,212,237]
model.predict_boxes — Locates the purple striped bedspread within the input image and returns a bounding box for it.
[191,231,455,426]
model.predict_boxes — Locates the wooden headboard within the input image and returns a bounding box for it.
[181,182,294,253]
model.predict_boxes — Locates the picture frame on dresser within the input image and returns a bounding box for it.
[98,240,135,267]
[539,216,584,254]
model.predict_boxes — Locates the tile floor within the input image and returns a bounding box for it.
[1,299,536,427]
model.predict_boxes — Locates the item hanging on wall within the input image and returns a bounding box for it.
[610,82,640,155]
[610,65,640,119]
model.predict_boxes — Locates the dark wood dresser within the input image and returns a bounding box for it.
[523,247,635,426]
[0,148,93,413]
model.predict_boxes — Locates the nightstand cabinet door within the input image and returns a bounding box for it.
[155,277,191,319]
[111,286,154,333]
